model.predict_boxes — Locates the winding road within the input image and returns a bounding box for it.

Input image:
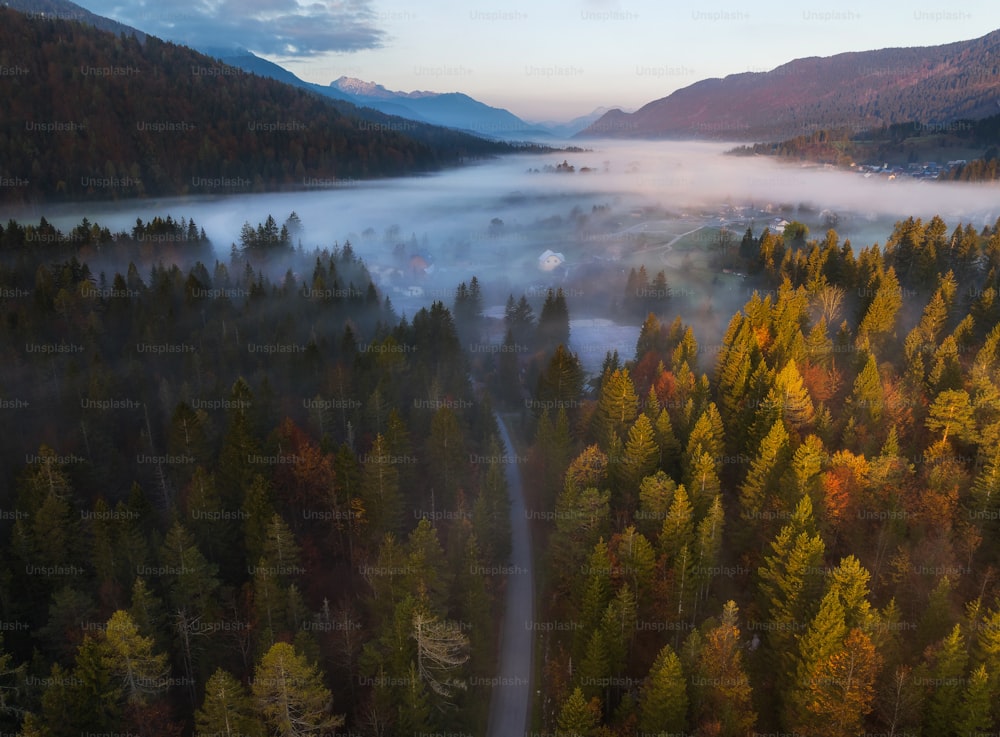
[486,414,534,737]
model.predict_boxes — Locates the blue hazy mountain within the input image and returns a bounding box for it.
[200,47,555,140]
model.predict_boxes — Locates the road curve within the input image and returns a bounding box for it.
[486,414,534,737]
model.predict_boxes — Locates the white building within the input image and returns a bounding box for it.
[538,249,566,271]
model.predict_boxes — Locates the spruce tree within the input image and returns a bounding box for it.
[637,644,687,735]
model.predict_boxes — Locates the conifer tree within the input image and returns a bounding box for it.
[683,402,725,486]
[923,624,968,735]
[538,288,571,349]
[800,628,881,737]
[954,663,993,737]
[757,496,826,681]
[659,484,695,561]
[592,368,639,448]
[361,434,403,537]
[101,610,170,705]
[536,345,585,417]
[637,471,676,540]
[739,420,792,531]
[556,686,600,737]
[847,352,884,426]
[637,644,687,735]
[252,642,344,736]
[621,413,659,504]
[691,601,756,737]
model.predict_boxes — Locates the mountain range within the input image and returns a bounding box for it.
[6,0,1000,151]
[579,29,1000,141]
[201,47,610,140]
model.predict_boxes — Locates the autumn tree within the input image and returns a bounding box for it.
[252,642,344,737]
[690,601,756,736]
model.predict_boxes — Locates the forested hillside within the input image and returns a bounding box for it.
[729,113,1000,175]
[0,7,515,203]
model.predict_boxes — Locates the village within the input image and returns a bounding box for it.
[851,159,965,180]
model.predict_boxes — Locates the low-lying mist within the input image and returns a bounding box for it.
[5,139,998,372]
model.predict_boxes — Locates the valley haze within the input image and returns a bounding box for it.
[6,139,999,367]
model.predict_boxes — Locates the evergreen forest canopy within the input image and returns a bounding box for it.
[1,209,1000,734]
[0,8,527,204]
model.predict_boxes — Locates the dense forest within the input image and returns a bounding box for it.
[729,113,1000,178]
[521,214,1000,736]
[3,208,1000,735]
[0,8,524,203]
[0,212,517,735]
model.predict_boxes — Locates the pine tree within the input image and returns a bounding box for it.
[472,439,512,568]
[536,345,585,416]
[683,403,725,486]
[925,388,976,444]
[425,406,467,512]
[196,668,265,737]
[638,644,687,735]
[405,519,451,611]
[847,352,884,426]
[551,480,611,591]
[538,288,571,349]
[653,408,681,476]
[738,420,791,531]
[396,661,433,734]
[101,610,170,705]
[613,527,656,610]
[856,266,902,353]
[637,471,676,540]
[691,601,756,737]
[923,624,968,735]
[693,496,725,613]
[592,368,638,448]
[599,583,637,675]
[252,642,344,736]
[686,451,722,521]
[505,293,535,345]
[659,484,694,561]
[800,628,882,737]
[576,539,614,659]
[769,360,815,432]
[158,521,220,698]
[556,686,600,737]
[954,663,993,737]
[576,628,610,701]
[361,434,403,537]
[621,413,659,504]
[757,496,826,681]
[635,313,664,360]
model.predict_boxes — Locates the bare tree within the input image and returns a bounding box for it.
[411,610,470,700]
[812,285,845,327]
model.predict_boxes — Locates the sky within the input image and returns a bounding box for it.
[74,0,1000,122]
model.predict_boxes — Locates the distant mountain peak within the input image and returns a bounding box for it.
[331,76,437,100]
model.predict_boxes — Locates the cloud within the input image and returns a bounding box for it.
[78,0,385,55]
